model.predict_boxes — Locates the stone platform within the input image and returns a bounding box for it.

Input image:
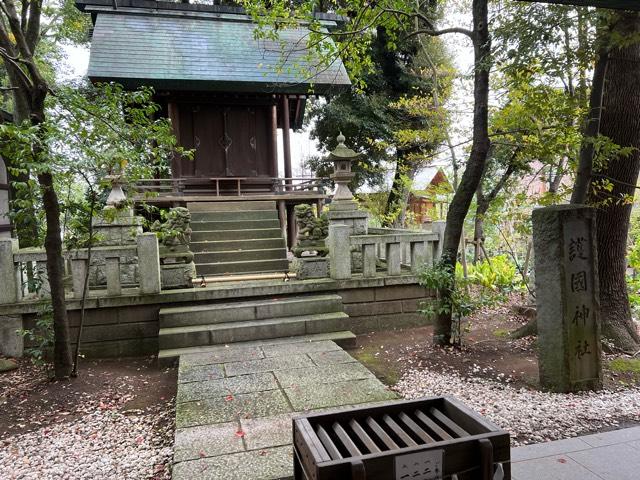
[172,339,397,480]
[512,426,640,480]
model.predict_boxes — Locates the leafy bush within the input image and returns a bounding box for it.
[627,275,640,319]
[458,254,520,292]
[19,303,54,366]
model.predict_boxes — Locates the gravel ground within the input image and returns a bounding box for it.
[0,403,174,480]
[395,367,640,446]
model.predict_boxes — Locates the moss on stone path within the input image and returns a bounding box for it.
[350,346,402,386]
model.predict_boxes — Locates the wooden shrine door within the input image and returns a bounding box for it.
[175,103,273,179]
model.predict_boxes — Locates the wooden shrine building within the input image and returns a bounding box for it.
[76,0,351,252]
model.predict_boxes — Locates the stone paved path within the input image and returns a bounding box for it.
[512,426,640,480]
[171,340,397,480]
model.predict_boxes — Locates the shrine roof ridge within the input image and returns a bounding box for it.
[75,0,346,24]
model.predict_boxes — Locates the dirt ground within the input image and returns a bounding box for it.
[0,356,177,438]
[348,298,640,391]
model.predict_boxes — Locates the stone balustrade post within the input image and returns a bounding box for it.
[71,259,88,299]
[362,243,377,278]
[410,241,427,273]
[105,257,122,296]
[431,221,446,262]
[328,224,351,280]
[137,233,161,294]
[35,260,50,298]
[386,242,402,276]
[0,239,18,304]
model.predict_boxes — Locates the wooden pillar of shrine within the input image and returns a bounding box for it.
[281,94,292,185]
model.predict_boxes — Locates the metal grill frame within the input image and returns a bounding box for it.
[293,396,511,480]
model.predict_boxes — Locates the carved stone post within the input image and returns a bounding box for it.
[533,205,602,392]
[137,233,161,294]
[328,224,351,280]
[0,239,18,304]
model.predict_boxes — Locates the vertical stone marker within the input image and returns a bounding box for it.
[533,205,602,392]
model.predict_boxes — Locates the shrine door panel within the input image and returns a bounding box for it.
[192,105,226,177]
[225,106,271,177]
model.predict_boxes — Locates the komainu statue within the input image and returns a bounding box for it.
[291,204,329,258]
[151,207,192,248]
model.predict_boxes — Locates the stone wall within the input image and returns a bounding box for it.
[338,284,432,333]
[22,303,160,358]
[15,276,434,358]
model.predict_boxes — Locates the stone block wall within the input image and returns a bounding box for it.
[339,284,432,333]
[16,277,434,359]
[22,304,160,358]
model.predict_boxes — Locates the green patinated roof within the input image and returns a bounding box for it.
[88,12,351,94]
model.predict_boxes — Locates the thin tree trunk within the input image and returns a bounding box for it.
[587,12,640,352]
[384,152,416,227]
[473,196,488,264]
[571,43,609,204]
[38,170,73,378]
[434,0,491,346]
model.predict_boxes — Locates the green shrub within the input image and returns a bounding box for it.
[458,254,519,291]
[19,303,54,366]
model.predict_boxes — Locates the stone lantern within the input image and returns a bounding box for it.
[329,132,359,203]
[104,174,127,209]
[327,133,368,236]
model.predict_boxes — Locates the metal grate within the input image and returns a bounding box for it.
[316,407,472,460]
[294,396,510,480]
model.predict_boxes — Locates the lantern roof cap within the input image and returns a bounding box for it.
[328,132,361,160]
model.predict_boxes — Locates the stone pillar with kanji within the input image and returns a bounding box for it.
[533,205,602,393]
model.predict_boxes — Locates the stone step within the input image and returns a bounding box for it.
[190,210,279,222]
[194,248,286,264]
[158,312,351,350]
[187,201,276,212]
[190,219,281,232]
[159,294,344,328]
[191,228,283,242]
[196,259,289,276]
[157,331,357,366]
[189,238,286,253]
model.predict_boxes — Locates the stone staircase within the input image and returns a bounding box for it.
[187,201,289,277]
[157,294,355,363]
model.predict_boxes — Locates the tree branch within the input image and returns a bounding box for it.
[25,0,41,52]
[486,149,520,205]
[402,27,473,40]
[0,47,34,90]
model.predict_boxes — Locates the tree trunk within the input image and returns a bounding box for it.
[434,0,491,346]
[38,170,73,378]
[571,42,609,204]
[473,190,489,263]
[587,12,640,352]
[384,152,416,227]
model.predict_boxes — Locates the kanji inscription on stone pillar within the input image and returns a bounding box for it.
[533,205,602,392]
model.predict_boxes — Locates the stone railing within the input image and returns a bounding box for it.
[0,233,161,305]
[327,221,445,280]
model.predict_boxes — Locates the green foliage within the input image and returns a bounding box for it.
[418,255,522,345]
[19,303,54,366]
[419,262,477,345]
[458,255,519,293]
[628,211,640,270]
[0,82,192,248]
[626,275,640,317]
[608,358,640,374]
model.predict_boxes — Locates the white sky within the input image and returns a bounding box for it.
[60,9,476,190]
